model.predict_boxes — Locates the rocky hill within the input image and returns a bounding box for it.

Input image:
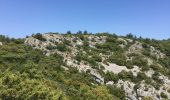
[1,33,170,100]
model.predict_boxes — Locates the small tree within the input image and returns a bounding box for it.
[66,31,71,34]
[33,33,46,41]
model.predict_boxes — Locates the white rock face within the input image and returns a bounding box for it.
[0,42,2,45]
[102,63,129,74]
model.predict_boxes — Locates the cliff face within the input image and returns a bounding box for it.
[24,33,170,100]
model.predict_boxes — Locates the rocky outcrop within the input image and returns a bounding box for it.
[0,42,2,45]
[25,33,170,100]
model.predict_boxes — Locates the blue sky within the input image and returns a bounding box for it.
[0,0,170,39]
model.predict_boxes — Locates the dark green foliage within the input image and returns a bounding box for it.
[150,64,161,71]
[95,42,122,52]
[88,58,98,68]
[32,33,46,41]
[83,40,89,51]
[106,37,117,43]
[83,30,88,35]
[77,34,85,41]
[63,39,71,46]
[136,72,148,81]
[75,52,82,62]
[66,30,71,34]
[104,71,119,83]
[46,45,58,50]
[126,33,135,39]
[142,43,150,48]
[160,92,168,98]
[83,40,89,47]
[158,57,170,68]
[77,30,82,34]
[0,35,11,42]
[142,48,151,56]
[125,61,134,69]
[56,43,68,52]
[132,56,148,67]
[107,85,126,100]
[92,54,102,62]
[108,53,126,66]
[151,82,161,90]
[118,71,134,81]
[152,72,164,84]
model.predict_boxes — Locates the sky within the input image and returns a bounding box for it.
[0,0,170,39]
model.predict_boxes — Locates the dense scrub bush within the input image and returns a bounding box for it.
[158,57,170,68]
[63,39,71,46]
[160,92,168,98]
[104,71,119,83]
[142,48,151,56]
[46,45,57,50]
[0,35,11,42]
[95,42,123,52]
[150,64,161,71]
[118,71,134,81]
[92,55,102,62]
[82,40,90,51]
[106,37,117,43]
[88,58,98,68]
[108,53,126,66]
[152,72,164,84]
[132,56,148,67]
[136,72,148,81]
[56,43,68,52]
[142,43,150,49]
[107,85,126,100]
[125,61,134,69]
[32,33,46,41]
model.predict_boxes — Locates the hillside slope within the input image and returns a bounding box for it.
[1,33,170,100]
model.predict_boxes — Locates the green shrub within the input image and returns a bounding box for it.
[151,82,160,90]
[150,64,160,71]
[106,37,117,43]
[125,61,134,69]
[63,39,71,46]
[0,35,11,42]
[142,49,151,56]
[92,55,102,62]
[168,89,170,93]
[107,85,126,100]
[88,58,98,68]
[152,72,163,84]
[32,33,46,41]
[136,72,147,81]
[46,45,57,50]
[104,71,119,83]
[132,57,148,67]
[118,71,134,81]
[56,43,68,52]
[160,92,168,98]
[108,53,126,66]
[75,53,82,62]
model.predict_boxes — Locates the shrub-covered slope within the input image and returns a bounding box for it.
[1,33,170,100]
